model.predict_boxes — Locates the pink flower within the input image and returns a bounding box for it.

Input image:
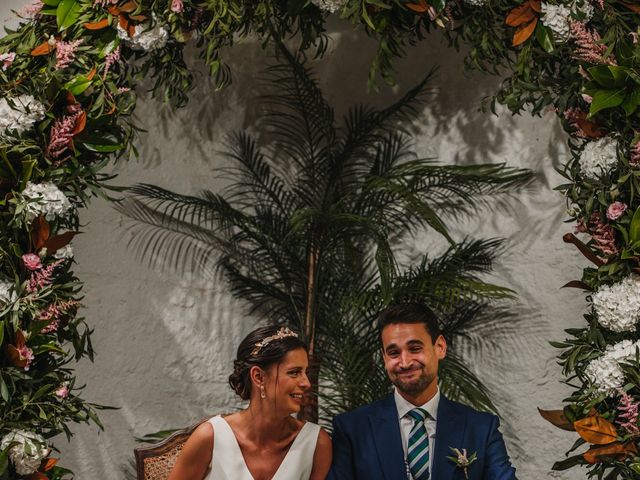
[102,46,120,80]
[569,21,616,65]
[54,39,83,70]
[55,382,69,399]
[17,345,34,370]
[0,52,16,71]
[581,94,593,104]
[630,142,640,167]
[589,213,619,258]
[19,0,43,17]
[22,253,42,271]
[38,299,79,333]
[607,201,628,221]
[617,391,640,436]
[27,259,64,293]
[574,218,588,234]
[171,0,184,13]
[46,104,84,160]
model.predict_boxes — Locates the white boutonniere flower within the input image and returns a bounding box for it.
[447,447,477,479]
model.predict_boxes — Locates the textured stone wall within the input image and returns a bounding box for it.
[2,2,587,478]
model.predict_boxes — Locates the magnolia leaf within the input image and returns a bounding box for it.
[361,2,376,29]
[583,441,637,464]
[575,117,606,138]
[43,231,79,253]
[588,88,625,117]
[41,458,58,472]
[23,472,48,480]
[621,0,640,13]
[588,65,629,89]
[630,206,640,244]
[561,280,590,290]
[7,344,27,368]
[406,1,428,13]
[119,0,139,13]
[31,216,50,251]
[512,18,537,46]
[83,18,110,30]
[72,111,87,135]
[30,41,54,56]
[574,415,618,445]
[505,3,534,27]
[56,0,82,30]
[538,408,575,431]
[529,0,541,12]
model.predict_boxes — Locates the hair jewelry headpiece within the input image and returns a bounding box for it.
[251,327,298,356]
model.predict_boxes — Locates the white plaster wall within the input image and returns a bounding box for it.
[2,2,587,478]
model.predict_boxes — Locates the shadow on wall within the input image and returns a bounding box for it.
[109,21,577,477]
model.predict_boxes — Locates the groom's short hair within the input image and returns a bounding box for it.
[376,302,442,344]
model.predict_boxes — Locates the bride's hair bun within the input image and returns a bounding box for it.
[228,325,306,400]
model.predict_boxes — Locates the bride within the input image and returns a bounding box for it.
[168,325,332,480]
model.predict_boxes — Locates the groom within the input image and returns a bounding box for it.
[329,303,516,480]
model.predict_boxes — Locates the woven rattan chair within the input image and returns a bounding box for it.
[134,418,208,480]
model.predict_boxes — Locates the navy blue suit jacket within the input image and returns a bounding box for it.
[328,393,516,480]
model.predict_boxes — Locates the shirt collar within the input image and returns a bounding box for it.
[394,386,440,422]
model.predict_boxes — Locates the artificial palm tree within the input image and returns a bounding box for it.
[118,45,533,422]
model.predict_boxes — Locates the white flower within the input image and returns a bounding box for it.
[579,137,618,179]
[592,275,640,332]
[541,3,572,41]
[572,0,594,22]
[53,243,74,260]
[0,430,50,475]
[0,279,15,305]
[585,340,640,394]
[465,0,488,5]
[0,95,45,139]
[117,19,169,51]
[311,0,348,13]
[21,181,73,220]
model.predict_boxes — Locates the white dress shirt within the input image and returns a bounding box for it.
[394,387,440,476]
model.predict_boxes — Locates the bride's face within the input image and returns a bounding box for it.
[263,347,310,415]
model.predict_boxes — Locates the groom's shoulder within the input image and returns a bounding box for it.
[443,396,498,425]
[333,395,392,424]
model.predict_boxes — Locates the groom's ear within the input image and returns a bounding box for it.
[434,334,447,360]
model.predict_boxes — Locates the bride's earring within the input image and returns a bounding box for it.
[260,384,266,399]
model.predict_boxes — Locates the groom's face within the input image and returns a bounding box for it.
[381,322,446,401]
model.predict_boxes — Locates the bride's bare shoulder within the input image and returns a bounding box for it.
[166,421,214,480]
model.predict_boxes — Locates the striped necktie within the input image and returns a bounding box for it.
[406,407,430,480]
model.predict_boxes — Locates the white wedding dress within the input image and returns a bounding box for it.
[204,415,320,480]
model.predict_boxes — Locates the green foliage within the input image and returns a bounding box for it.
[119,49,532,424]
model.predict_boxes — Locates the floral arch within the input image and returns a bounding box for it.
[0,0,638,477]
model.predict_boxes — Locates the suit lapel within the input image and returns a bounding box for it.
[369,393,407,480]
[432,395,466,479]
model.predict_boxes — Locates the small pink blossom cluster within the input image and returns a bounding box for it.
[607,201,628,221]
[630,142,640,167]
[589,213,619,257]
[22,253,42,271]
[617,391,640,436]
[171,0,184,13]
[93,0,118,5]
[55,382,69,399]
[103,46,120,80]
[46,103,83,160]
[0,52,16,71]
[579,213,619,257]
[569,21,615,65]
[19,0,43,18]
[18,345,34,370]
[55,39,83,70]
[38,299,79,334]
[26,259,64,293]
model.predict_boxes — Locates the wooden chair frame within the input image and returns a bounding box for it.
[134,417,208,480]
